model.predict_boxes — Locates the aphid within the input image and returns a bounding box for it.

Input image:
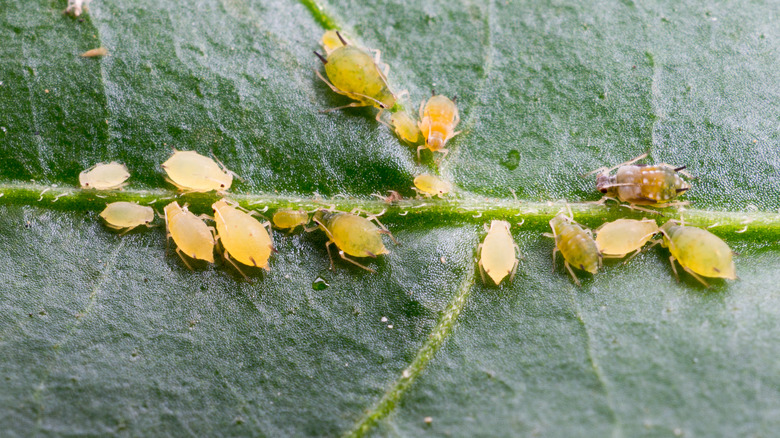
[80,47,108,57]
[314,32,397,123]
[163,201,215,269]
[312,209,397,273]
[586,153,691,208]
[390,110,421,144]
[478,220,520,286]
[320,30,348,55]
[595,218,659,260]
[272,209,309,231]
[413,174,452,197]
[418,94,460,161]
[547,212,601,286]
[79,162,130,190]
[213,199,274,277]
[99,202,154,234]
[161,150,234,193]
[658,220,736,287]
[65,0,91,16]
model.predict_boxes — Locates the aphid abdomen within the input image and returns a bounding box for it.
[595,219,658,256]
[100,202,154,230]
[615,165,688,204]
[664,225,736,279]
[419,96,459,152]
[325,47,395,109]
[554,222,600,274]
[480,221,516,285]
[213,201,273,270]
[164,203,215,263]
[327,213,388,258]
[273,209,309,230]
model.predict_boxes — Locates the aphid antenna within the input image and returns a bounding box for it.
[313,51,328,64]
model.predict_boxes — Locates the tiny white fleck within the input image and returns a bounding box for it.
[643,178,649,184]
[380,317,388,322]
[674,428,683,436]
[402,369,411,378]
[387,324,393,329]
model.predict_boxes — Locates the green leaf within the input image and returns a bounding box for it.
[1,0,779,436]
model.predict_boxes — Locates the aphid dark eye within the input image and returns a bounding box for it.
[220,184,225,188]
[600,189,607,194]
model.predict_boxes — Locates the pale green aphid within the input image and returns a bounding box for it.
[314,31,397,123]
[272,209,309,231]
[413,174,452,197]
[79,162,130,190]
[213,199,274,279]
[312,209,397,273]
[163,201,216,270]
[99,202,154,234]
[659,220,736,287]
[547,212,601,286]
[595,218,659,260]
[390,110,421,144]
[161,150,233,193]
[478,220,520,286]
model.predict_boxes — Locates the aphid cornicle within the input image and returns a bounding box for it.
[478,220,520,286]
[161,150,234,193]
[312,209,397,273]
[587,153,691,207]
[548,213,601,286]
[100,202,155,234]
[272,209,310,231]
[314,32,397,123]
[213,199,274,277]
[79,162,130,190]
[413,174,452,197]
[658,220,736,287]
[595,218,659,260]
[418,94,460,161]
[163,201,216,269]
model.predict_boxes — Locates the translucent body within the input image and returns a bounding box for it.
[272,209,309,230]
[549,214,600,285]
[79,162,130,190]
[314,211,388,258]
[100,202,154,232]
[418,95,460,157]
[322,46,396,110]
[161,150,233,192]
[595,218,659,257]
[321,30,347,55]
[597,164,689,205]
[414,174,452,197]
[81,47,108,57]
[391,110,421,143]
[213,200,273,271]
[661,221,736,285]
[164,202,215,264]
[479,221,518,285]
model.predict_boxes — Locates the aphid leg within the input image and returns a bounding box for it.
[681,265,710,288]
[564,261,582,286]
[396,90,409,101]
[339,250,376,273]
[551,247,558,274]
[322,102,371,113]
[324,241,336,271]
[366,214,399,246]
[477,259,488,285]
[509,258,519,283]
[583,153,649,177]
[416,145,426,161]
[175,248,195,271]
[223,252,250,281]
[621,203,662,216]
[668,255,681,282]
[434,149,449,164]
[514,243,524,260]
[303,223,320,233]
[375,109,393,128]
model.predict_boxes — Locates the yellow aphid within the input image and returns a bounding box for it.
[418,95,460,161]
[161,150,233,192]
[390,110,421,144]
[79,162,130,190]
[659,220,736,287]
[272,209,309,231]
[312,209,397,273]
[80,47,108,57]
[314,31,396,123]
[99,202,154,233]
[163,201,215,269]
[595,218,659,259]
[213,199,274,276]
[413,174,452,197]
[321,30,348,55]
[478,220,520,286]
[548,213,601,286]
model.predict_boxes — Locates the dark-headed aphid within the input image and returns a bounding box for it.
[163,201,216,269]
[478,220,520,286]
[418,94,460,161]
[586,153,691,208]
[658,220,736,287]
[311,209,398,273]
[547,212,601,286]
[314,31,397,123]
[100,202,154,234]
[595,218,659,261]
[213,199,274,278]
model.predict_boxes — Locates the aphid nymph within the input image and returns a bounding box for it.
[478,220,520,286]
[163,201,216,269]
[213,199,275,278]
[546,211,601,286]
[79,162,130,190]
[595,218,659,261]
[161,150,234,193]
[413,174,452,197]
[418,94,460,161]
[657,220,736,287]
[390,110,421,144]
[311,208,397,273]
[272,209,310,232]
[100,202,155,234]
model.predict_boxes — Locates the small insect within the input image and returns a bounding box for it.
[272,209,310,231]
[547,212,601,286]
[79,162,130,190]
[595,218,659,260]
[99,202,155,234]
[586,153,691,209]
[163,201,215,269]
[161,150,234,193]
[390,110,421,144]
[417,94,460,161]
[372,190,403,204]
[313,32,397,123]
[65,0,91,16]
[478,220,520,286]
[413,174,452,197]
[80,47,108,57]
[213,199,274,277]
[320,30,349,55]
[312,209,397,273]
[658,220,736,287]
